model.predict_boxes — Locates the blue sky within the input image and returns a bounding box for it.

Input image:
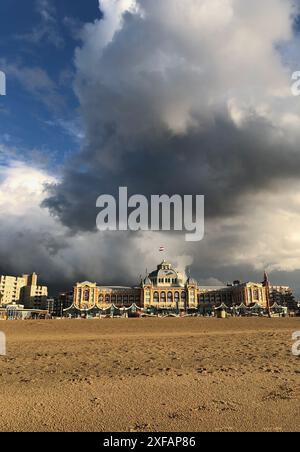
[1,0,300,293]
[1,0,300,171]
[0,0,101,169]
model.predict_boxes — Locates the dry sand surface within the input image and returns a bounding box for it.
[0,317,299,432]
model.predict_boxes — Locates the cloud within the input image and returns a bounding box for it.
[16,0,64,49]
[3,0,300,293]
[45,117,85,143]
[2,159,300,295]
[0,159,192,291]
[3,158,300,296]
[1,59,65,111]
[45,1,300,214]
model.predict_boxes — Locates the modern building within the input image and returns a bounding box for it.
[52,291,73,317]
[46,298,55,314]
[20,273,48,309]
[0,274,28,305]
[64,260,294,317]
[0,272,48,309]
[269,286,297,312]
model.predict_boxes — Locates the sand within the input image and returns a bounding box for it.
[0,317,299,432]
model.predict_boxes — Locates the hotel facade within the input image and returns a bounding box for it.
[66,260,296,316]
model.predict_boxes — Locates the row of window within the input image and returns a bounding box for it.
[79,290,194,303]
[80,291,141,304]
[156,278,178,284]
[153,291,187,302]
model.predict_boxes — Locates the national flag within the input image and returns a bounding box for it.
[159,246,165,252]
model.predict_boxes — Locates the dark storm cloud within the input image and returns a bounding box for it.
[37,0,300,293]
[43,113,300,232]
[43,0,300,231]
[3,0,300,295]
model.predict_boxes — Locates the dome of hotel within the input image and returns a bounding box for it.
[149,260,178,279]
[146,260,185,287]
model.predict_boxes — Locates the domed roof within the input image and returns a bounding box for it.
[149,260,178,280]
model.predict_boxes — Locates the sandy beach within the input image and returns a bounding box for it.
[0,317,299,432]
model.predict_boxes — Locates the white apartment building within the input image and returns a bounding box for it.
[0,273,48,308]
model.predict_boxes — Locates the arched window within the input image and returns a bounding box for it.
[84,290,89,302]
[154,292,159,302]
[98,294,104,303]
[181,291,186,300]
[105,294,110,303]
[174,292,180,301]
[168,291,173,302]
[160,292,166,302]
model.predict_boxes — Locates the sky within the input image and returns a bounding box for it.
[1,0,300,296]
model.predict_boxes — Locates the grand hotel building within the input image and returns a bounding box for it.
[72,260,198,313]
[67,260,295,315]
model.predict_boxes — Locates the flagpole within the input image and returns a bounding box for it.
[263,271,272,319]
